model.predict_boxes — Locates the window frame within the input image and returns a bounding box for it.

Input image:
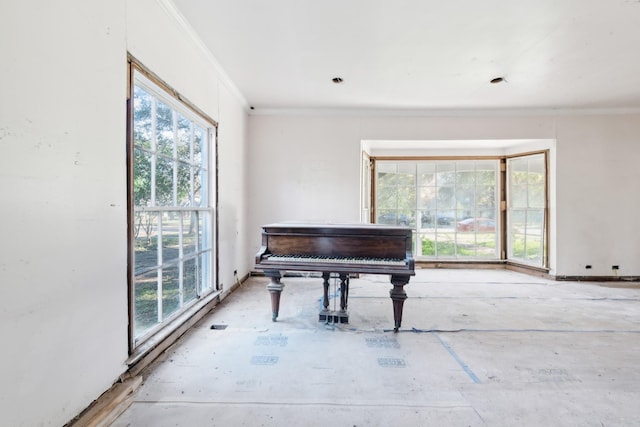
[505,151,549,268]
[126,57,219,352]
[370,152,549,269]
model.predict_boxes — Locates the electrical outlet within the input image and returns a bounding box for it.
[612,265,619,270]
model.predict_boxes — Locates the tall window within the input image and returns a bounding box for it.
[375,160,499,260]
[507,153,547,266]
[129,65,217,347]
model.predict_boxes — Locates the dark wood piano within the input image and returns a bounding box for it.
[255,223,415,331]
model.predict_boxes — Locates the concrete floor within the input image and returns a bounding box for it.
[113,269,640,427]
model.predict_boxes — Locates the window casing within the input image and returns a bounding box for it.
[128,63,217,349]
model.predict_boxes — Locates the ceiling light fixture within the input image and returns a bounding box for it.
[332,77,344,84]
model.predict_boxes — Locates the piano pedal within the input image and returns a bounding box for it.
[319,310,349,324]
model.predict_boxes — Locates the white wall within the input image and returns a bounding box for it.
[0,0,249,425]
[247,113,640,278]
[555,114,640,277]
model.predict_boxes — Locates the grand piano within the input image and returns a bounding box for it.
[255,223,415,331]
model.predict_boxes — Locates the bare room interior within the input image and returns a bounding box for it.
[1,1,639,426]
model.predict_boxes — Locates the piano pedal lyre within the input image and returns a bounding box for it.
[319,272,349,324]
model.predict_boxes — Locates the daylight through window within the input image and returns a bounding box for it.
[375,160,500,260]
[130,69,216,345]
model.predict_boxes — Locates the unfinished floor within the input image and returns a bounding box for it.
[113,269,640,427]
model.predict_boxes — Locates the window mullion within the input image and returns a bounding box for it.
[172,111,178,206]
[178,212,184,308]
[190,123,195,206]
[157,215,163,323]
[151,99,157,206]
[195,211,202,296]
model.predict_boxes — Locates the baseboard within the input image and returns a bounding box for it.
[64,376,142,427]
[554,275,640,282]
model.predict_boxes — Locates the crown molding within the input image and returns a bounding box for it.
[249,106,640,117]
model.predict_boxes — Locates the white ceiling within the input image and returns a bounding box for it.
[170,0,640,114]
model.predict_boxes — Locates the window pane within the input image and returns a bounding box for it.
[155,155,174,206]
[417,162,436,186]
[201,211,212,251]
[193,126,204,164]
[193,167,203,207]
[510,183,527,207]
[475,231,497,258]
[161,265,180,319]
[456,161,476,184]
[377,187,397,210]
[476,185,496,214]
[377,209,398,225]
[161,212,180,264]
[436,163,455,185]
[524,235,542,261]
[183,211,198,256]
[134,211,158,273]
[396,163,415,185]
[418,189,436,211]
[475,160,496,185]
[510,158,528,176]
[529,183,545,208]
[200,252,211,293]
[177,162,191,206]
[528,156,545,180]
[134,271,159,336]
[528,209,544,231]
[437,210,456,227]
[436,236,456,256]
[156,101,173,156]
[397,186,416,210]
[183,257,198,303]
[177,115,191,163]
[456,185,475,213]
[133,148,152,207]
[436,187,455,210]
[377,163,397,186]
[133,87,152,150]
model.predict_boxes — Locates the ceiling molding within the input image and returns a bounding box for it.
[248,107,640,118]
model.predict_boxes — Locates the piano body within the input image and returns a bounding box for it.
[254,223,415,331]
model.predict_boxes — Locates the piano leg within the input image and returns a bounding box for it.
[390,275,410,332]
[322,272,330,311]
[339,273,349,311]
[265,270,283,322]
